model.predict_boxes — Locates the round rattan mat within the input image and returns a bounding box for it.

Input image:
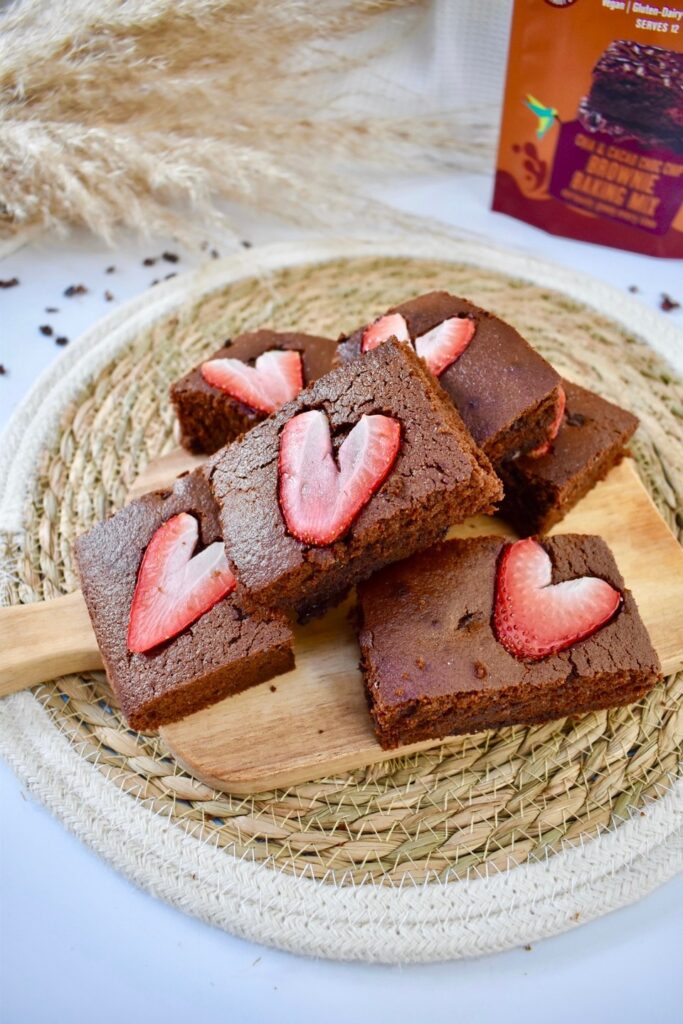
[1,238,681,960]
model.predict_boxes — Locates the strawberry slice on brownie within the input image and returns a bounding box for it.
[279,411,401,546]
[414,316,475,376]
[361,313,410,353]
[492,536,621,660]
[171,328,337,454]
[527,385,567,459]
[127,512,236,653]
[359,308,473,376]
[201,349,303,416]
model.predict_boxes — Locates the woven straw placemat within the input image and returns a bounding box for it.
[1,238,681,962]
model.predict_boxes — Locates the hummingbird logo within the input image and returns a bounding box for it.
[525,94,559,139]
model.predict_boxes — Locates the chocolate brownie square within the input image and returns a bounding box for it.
[359,534,660,749]
[208,340,503,621]
[171,328,337,454]
[74,470,294,731]
[498,380,638,536]
[337,291,562,464]
[580,40,683,154]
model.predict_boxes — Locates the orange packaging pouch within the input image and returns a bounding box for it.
[493,0,683,258]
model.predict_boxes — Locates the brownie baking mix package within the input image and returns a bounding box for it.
[493,0,683,257]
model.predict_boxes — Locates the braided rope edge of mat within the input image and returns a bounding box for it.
[1,694,681,962]
[1,236,682,962]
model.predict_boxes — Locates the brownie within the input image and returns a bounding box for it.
[358,534,661,749]
[208,339,503,621]
[580,40,683,154]
[498,380,638,536]
[74,470,294,731]
[337,291,562,464]
[171,328,337,454]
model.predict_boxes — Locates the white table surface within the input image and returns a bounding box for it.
[1,174,681,1024]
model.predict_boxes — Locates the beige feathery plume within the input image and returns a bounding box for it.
[0,0,495,242]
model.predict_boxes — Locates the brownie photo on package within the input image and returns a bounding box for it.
[579,40,683,154]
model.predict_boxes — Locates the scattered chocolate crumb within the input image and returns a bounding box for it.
[39,324,53,336]
[45,306,59,314]
[64,284,87,297]
[150,279,159,287]
[318,729,324,734]
[55,336,69,346]
[162,251,179,263]
[0,364,6,375]
[164,272,177,280]
[457,612,476,631]
[142,257,156,267]
[269,685,277,692]
[660,293,680,312]
[524,944,532,952]
[105,265,116,274]
[473,661,487,679]
[628,285,638,293]
[210,249,220,259]
[241,240,252,249]
[0,277,19,289]
[104,290,114,302]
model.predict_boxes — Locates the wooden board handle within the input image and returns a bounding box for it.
[0,590,102,697]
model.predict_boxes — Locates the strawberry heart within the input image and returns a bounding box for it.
[528,385,567,459]
[201,349,303,414]
[414,316,475,376]
[278,410,401,546]
[361,313,410,353]
[127,512,236,654]
[493,537,621,661]
[360,312,475,376]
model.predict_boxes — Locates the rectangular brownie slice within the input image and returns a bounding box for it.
[581,40,683,154]
[498,380,638,536]
[358,534,661,749]
[74,469,294,731]
[171,328,337,454]
[337,290,562,464]
[208,339,503,621]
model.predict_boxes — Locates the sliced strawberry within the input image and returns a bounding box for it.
[127,512,235,654]
[528,385,566,458]
[493,538,621,660]
[279,410,401,545]
[414,316,475,376]
[360,313,410,354]
[201,349,303,415]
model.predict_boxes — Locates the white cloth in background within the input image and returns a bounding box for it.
[334,0,512,129]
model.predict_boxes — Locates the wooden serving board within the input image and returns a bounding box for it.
[1,453,682,794]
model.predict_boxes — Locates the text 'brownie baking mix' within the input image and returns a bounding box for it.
[493,0,683,257]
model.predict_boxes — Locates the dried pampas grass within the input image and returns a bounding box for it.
[0,0,495,243]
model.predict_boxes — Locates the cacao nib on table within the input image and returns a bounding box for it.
[660,293,680,313]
